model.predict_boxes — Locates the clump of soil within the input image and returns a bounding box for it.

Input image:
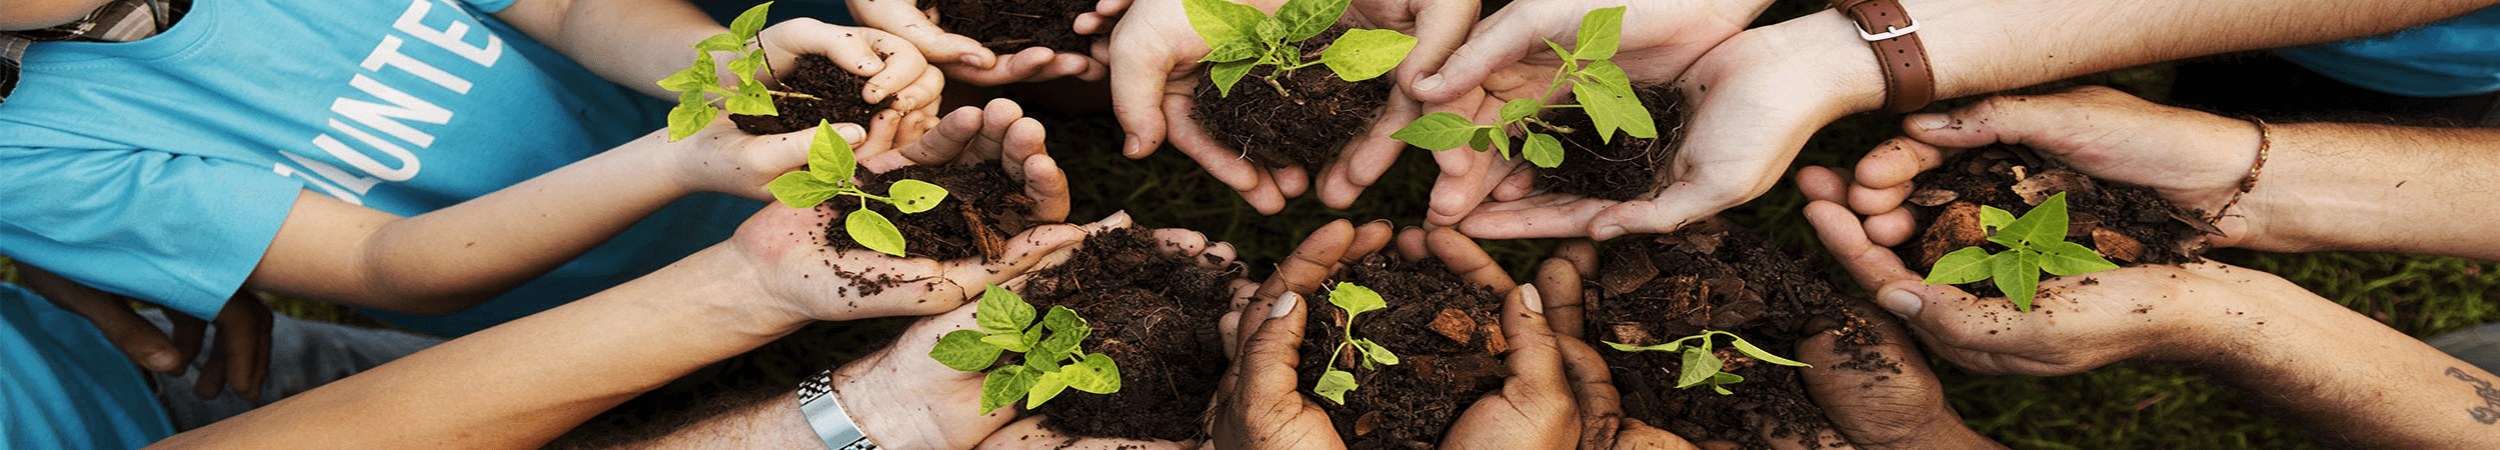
[1297,254,1508,449]
[1189,25,1393,170]
[1897,144,2213,297]
[1535,84,1688,201]
[1585,221,1890,450]
[732,55,889,134]
[821,164,1037,265]
[925,0,1102,55]
[1015,227,1240,442]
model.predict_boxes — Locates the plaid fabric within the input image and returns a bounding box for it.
[0,0,184,102]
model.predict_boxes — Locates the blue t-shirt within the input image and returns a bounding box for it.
[0,284,175,449]
[0,0,754,336]
[2277,6,2500,97]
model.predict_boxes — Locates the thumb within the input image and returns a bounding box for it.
[1900,87,2141,150]
[856,2,995,67]
[1409,12,1536,103]
[1108,49,1176,158]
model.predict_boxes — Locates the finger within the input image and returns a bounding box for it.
[1393,227,1429,262]
[1151,228,1213,257]
[1163,96,1287,214]
[169,311,206,378]
[1559,337,1623,450]
[1246,220,1358,347]
[1588,182,1750,241]
[1345,220,1396,269]
[1110,46,1178,157]
[18,266,193,373]
[1392,0,1481,100]
[942,47,1054,86]
[972,98,1027,160]
[1455,195,1617,239]
[929,223,1093,308]
[1409,6,1541,103]
[1238,291,1310,405]
[1803,200,1978,328]
[1428,228,1514,292]
[861,31,934,104]
[1535,254,1586,340]
[1795,166,1850,205]
[195,325,229,399]
[1852,137,1947,193]
[894,105,987,165]
[217,295,270,401]
[1425,143,1502,226]
[1864,206,1919,249]
[1221,279,1259,358]
[1500,286,1566,395]
[899,57,951,112]
[1022,152,1073,223]
[1556,239,1597,275]
[855,5,994,68]
[1796,301,1956,449]
[1203,242,1240,270]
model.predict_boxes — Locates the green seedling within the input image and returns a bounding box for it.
[1391,7,1655,168]
[656,2,820,141]
[1605,330,1808,395]
[1311,282,1401,405]
[1923,191,2121,312]
[1183,0,1418,97]
[928,284,1124,414]
[765,120,949,257]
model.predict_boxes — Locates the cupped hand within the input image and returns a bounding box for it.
[844,0,1119,85]
[20,265,273,401]
[976,416,1199,450]
[1410,0,1769,226]
[1840,86,2263,249]
[1108,0,1476,214]
[757,19,946,117]
[829,300,1014,449]
[1799,166,2276,376]
[1532,242,1706,450]
[1214,219,1395,450]
[1791,301,2004,450]
[1439,286,1579,450]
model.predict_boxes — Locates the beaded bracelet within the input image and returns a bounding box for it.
[2206,118,2270,226]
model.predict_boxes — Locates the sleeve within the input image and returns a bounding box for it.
[0,147,303,320]
[459,0,519,14]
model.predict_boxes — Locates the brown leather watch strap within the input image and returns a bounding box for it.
[1833,0,1934,114]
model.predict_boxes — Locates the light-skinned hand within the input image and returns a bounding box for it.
[844,0,1122,85]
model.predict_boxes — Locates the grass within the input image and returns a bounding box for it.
[12,3,2497,447]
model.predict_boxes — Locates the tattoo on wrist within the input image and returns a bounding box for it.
[2444,367,2500,424]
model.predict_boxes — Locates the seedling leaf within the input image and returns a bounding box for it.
[1321,28,1418,82]
[2036,240,2120,276]
[1035,306,1091,358]
[1489,128,1514,158]
[1026,370,1070,409]
[766,171,839,208]
[847,209,907,257]
[1996,250,2043,312]
[808,120,856,183]
[667,102,717,142]
[1573,7,1625,61]
[1315,369,1358,405]
[1353,338,1400,368]
[1728,335,1811,367]
[1204,41,1259,63]
[1499,98,1542,123]
[1979,206,2016,231]
[2000,193,2072,247]
[1182,0,1266,49]
[1393,112,1480,151]
[1210,59,1256,97]
[931,329,1004,372]
[1524,132,1563,168]
[1272,0,1347,42]
[1603,340,1683,353]
[693,33,748,53]
[1064,353,1123,394]
[1328,282,1386,316]
[981,365,1037,414]
[659,64,718,93]
[977,284,1036,335]
[1574,63,1656,141]
[1468,127,1495,152]
[981,332,1034,353]
[728,2,773,39]
[1676,347,1722,388]
[887,179,950,214]
[725,80,775,115]
[1923,246,1999,285]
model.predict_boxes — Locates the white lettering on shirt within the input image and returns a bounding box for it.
[393,0,501,67]
[360,35,473,94]
[278,0,507,204]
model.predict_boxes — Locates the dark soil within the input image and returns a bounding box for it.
[1015,227,1240,442]
[1190,25,1393,170]
[925,0,1102,55]
[821,164,1037,265]
[1897,144,2213,297]
[732,55,889,134]
[1535,84,1688,201]
[1297,255,1508,449]
[1585,221,1890,450]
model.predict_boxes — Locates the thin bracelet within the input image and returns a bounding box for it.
[2206,118,2270,226]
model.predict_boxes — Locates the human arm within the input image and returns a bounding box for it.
[1844,86,2500,261]
[20,264,274,400]
[1454,0,2500,240]
[1801,169,2500,448]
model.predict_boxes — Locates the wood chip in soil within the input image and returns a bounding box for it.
[1017,227,1240,442]
[1898,144,2213,298]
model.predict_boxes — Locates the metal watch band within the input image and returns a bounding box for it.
[799,368,879,450]
[1833,0,1936,114]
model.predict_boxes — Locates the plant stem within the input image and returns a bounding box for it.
[767,90,822,100]
[1263,76,1293,97]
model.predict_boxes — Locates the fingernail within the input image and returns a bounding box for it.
[1271,292,1299,318]
[1595,226,1627,240]
[1910,113,1950,131]
[961,54,982,66]
[1519,284,1543,311]
[1101,211,1133,229]
[1878,289,1923,318]
[1122,135,1144,156]
[833,123,866,142]
[1415,73,1445,92]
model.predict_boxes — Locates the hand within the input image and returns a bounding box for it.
[1838,86,2264,249]
[757,19,947,116]
[1439,286,1579,450]
[1799,166,2270,376]
[1407,0,1771,226]
[20,265,273,400]
[1530,242,1706,450]
[830,301,1017,449]
[1792,301,2004,450]
[1453,11,1882,240]
[1215,219,1395,450]
[976,416,1200,450]
[1106,0,1476,214]
[845,0,1118,85]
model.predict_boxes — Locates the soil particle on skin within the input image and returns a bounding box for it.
[1897,144,2212,298]
[732,55,890,134]
[1535,84,1689,201]
[925,0,1102,55]
[1015,228,1239,442]
[1298,255,1508,449]
[1585,221,1891,450]
[819,164,1040,262]
[1190,25,1392,170]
